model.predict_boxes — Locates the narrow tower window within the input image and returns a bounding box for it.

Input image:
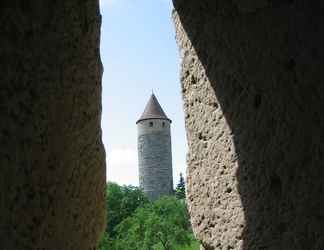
[162,122,165,127]
[149,122,153,127]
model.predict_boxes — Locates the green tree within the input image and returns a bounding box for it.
[115,196,192,250]
[105,182,149,237]
[175,173,186,200]
[98,182,149,249]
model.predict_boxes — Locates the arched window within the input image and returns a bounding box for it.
[162,122,165,127]
[149,122,153,127]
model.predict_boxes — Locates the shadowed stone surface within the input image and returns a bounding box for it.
[0,1,106,249]
[173,1,324,249]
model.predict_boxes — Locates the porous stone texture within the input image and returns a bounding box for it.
[173,1,324,250]
[138,119,173,200]
[0,1,106,249]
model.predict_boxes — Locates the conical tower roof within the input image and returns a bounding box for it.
[136,94,171,124]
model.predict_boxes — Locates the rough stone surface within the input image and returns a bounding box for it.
[138,119,173,200]
[173,1,324,249]
[0,1,106,249]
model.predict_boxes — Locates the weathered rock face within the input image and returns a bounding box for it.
[0,1,106,249]
[173,1,324,249]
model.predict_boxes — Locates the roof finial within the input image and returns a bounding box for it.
[152,89,154,95]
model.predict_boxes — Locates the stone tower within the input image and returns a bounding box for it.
[136,94,173,200]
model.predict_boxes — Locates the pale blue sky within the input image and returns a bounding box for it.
[100,0,187,186]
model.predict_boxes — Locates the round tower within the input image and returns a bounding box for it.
[136,94,173,200]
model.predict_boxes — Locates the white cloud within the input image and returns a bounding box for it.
[106,147,139,186]
[106,147,187,188]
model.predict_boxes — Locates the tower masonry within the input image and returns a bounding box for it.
[136,94,173,200]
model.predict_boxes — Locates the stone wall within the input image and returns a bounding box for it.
[0,1,106,249]
[173,1,324,249]
[138,119,173,200]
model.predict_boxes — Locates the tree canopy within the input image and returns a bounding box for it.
[98,182,197,250]
[105,182,149,237]
[114,196,192,250]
